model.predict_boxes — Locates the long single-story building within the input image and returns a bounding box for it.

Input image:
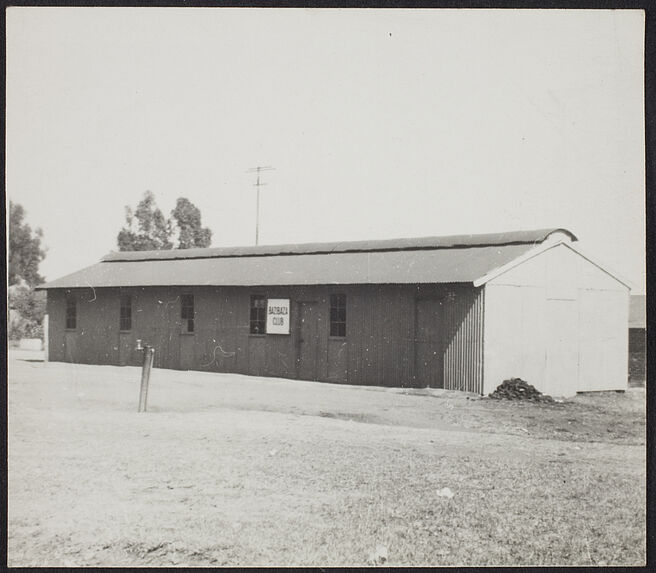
[38,228,630,397]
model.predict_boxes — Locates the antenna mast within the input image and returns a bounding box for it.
[246,166,275,245]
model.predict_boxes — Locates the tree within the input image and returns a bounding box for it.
[8,284,47,340]
[117,192,213,251]
[9,201,46,286]
[170,197,212,249]
[8,202,47,340]
[117,191,173,251]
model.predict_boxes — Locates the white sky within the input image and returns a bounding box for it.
[6,8,645,291]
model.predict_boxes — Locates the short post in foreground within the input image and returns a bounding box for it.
[136,339,155,413]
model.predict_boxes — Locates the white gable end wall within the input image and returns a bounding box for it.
[482,244,629,397]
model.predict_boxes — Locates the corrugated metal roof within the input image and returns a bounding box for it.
[40,244,536,289]
[629,295,646,329]
[100,228,577,262]
[39,228,575,290]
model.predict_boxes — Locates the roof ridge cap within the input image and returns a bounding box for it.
[100,228,575,262]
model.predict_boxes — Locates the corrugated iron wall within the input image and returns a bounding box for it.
[441,285,484,394]
[347,285,415,387]
[47,283,485,392]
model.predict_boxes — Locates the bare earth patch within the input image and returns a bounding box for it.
[8,350,645,567]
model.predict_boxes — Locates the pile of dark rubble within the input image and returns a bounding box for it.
[488,378,554,402]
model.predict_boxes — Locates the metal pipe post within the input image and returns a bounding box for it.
[138,346,155,412]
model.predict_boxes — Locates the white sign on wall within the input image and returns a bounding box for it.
[266,298,290,335]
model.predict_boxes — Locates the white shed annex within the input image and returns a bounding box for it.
[479,234,630,397]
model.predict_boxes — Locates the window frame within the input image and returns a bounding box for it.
[180,293,195,334]
[249,294,267,335]
[329,293,347,338]
[65,293,77,331]
[119,293,132,332]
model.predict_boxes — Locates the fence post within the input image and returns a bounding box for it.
[138,346,155,413]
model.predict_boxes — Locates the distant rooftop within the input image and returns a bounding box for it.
[629,295,646,329]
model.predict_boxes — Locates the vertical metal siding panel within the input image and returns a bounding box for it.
[448,298,455,390]
[453,297,459,389]
[347,287,364,386]
[373,286,382,385]
[346,284,411,387]
[410,286,418,385]
[466,302,471,393]
[367,286,377,385]
[457,300,467,390]
[468,295,474,393]
[479,289,484,394]
[373,286,383,385]
[474,293,480,393]
[462,299,468,391]
[479,290,484,393]
[405,286,414,385]
[444,295,452,389]
[449,295,455,389]
[474,288,483,394]
[453,299,459,390]
[357,287,364,385]
[398,286,410,386]
[463,296,468,390]
[471,297,476,393]
[461,297,467,392]
[459,299,464,391]
[442,286,484,393]
[46,290,66,362]
[468,307,472,391]
[469,295,475,393]
[387,286,406,386]
[473,292,479,393]
[469,288,479,393]
[457,294,464,390]
[365,286,374,384]
[445,291,454,390]
[377,287,387,385]
[477,292,482,392]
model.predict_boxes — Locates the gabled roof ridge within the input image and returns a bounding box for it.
[101,228,577,263]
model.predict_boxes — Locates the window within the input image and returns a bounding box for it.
[65,294,77,330]
[120,294,132,331]
[181,294,194,333]
[250,295,267,334]
[330,294,346,337]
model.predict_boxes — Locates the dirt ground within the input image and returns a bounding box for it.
[7,350,645,567]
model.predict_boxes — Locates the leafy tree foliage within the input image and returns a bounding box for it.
[117,191,173,251]
[8,284,47,340]
[170,197,212,249]
[9,201,46,286]
[117,192,213,251]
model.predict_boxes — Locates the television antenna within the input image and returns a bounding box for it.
[246,166,275,245]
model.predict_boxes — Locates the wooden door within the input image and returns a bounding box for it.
[180,334,195,370]
[414,298,444,388]
[297,301,319,381]
[118,332,134,366]
[545,299,579,397]
[64,331,77,363]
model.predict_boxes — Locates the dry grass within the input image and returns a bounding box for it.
[7,351,645,567]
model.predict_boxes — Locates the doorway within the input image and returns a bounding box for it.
[414,298,444,388]
[296,301,319,381]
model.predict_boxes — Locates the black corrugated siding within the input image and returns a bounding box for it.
[47,283,484,391]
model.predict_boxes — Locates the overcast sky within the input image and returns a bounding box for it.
[6,8,645,291]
